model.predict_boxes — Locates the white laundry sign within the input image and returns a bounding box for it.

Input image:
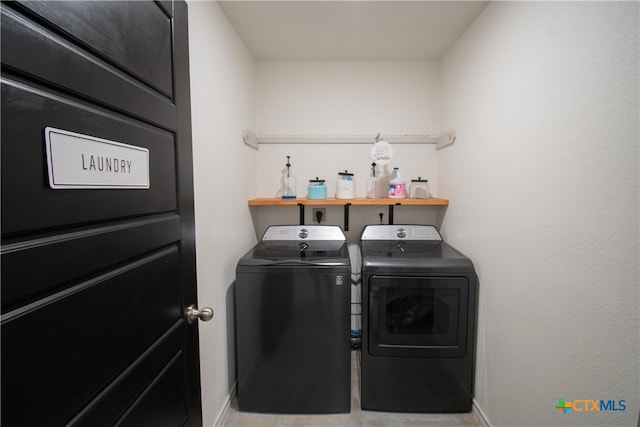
[45,127,150,189]
[370,140,393,165]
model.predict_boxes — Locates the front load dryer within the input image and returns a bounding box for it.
[360,225,478,413]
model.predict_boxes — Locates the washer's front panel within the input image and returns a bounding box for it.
[235,266,351,414]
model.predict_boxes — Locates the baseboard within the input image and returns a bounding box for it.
[213,382,237,427]
[472,399,491,427]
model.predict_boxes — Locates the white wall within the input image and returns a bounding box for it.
[253,61,443,239]
[187,2,257,426]
[440,2,639,426]
[256,61,440,135]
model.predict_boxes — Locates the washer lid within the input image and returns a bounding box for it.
[360,225,442,242]
[239,240,349,266]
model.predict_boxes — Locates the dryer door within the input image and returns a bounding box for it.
[368,276,468,358]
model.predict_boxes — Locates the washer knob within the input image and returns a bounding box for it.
[396,228,407,238]
[299,229,309,239]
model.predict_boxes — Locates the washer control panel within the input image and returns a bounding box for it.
[360,225,442,241]
[262,225,346,241]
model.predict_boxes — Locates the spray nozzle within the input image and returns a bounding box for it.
[285,155,292,178]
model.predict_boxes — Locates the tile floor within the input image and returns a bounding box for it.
[222,351,480,427]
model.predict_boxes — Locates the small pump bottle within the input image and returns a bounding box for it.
[281,156,297,199]
[366,162,378,199]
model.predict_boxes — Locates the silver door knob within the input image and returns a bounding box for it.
[185,305,214,324]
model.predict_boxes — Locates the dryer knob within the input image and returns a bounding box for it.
[396,228,407,238]
[299,229,309,239]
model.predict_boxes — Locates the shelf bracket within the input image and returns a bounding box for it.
[344,203,351,231]
[388,203,401,225]
[298,203,305,225]
[436,130,456,149]
[242,129,258,149]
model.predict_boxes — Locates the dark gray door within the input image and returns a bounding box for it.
[1,1,203,425]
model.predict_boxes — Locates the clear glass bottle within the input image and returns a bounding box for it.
[281,155,297,199]
[366,162,378,199]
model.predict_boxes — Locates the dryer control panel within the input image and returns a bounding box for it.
[262,225,346,241]
[360,225,442,241]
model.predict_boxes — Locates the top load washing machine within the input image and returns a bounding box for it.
[360,225,477,413]
[235,225,351,414]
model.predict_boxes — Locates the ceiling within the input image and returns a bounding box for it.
[218,1,489,61]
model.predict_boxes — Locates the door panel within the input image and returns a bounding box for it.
[2,248,182,425]
[1,79,177,236]
[118,353,188,427]
[71,323,185,427]
[1,1,202,426]
[16,0,174,97]
[0,5,176,128]
[2,214,181,309]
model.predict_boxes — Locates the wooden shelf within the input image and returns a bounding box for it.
[248,197,449,206]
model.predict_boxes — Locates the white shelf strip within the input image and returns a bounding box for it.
[255,134,438,144]
[242,131,457,147]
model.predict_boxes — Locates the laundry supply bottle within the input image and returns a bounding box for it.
[366,162,378,199]
[388,167,406,199]
[281,155,297,199]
